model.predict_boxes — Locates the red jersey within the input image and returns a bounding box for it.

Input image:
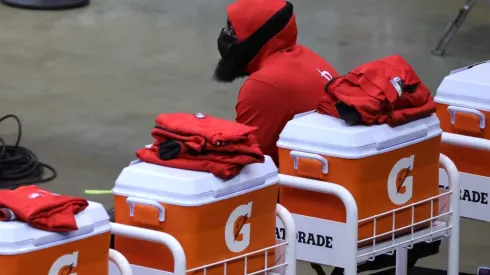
[228,0,339,165]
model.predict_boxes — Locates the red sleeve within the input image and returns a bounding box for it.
[235,79,287,164]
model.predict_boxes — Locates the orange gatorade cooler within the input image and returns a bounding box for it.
[112,157,278,275]
[0,201,112,275]
[277,111,441,244]
[435,60,490,222]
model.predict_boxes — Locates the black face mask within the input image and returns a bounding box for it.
[213,28,248,83]
[217,28,237,58]
[213,1,294,83]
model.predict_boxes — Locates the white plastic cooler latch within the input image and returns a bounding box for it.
[374,122,429,151]
[212,175,266,199]
[34,214,95,247]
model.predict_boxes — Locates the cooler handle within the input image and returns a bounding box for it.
[447,106,486,129]
[290,151,328,174]
[126,197,165,222]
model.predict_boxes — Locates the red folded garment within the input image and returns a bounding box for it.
[316,55,436,127]
[155,112,258,146]
[136,112,265,180]
[137,148,243,180]
[0,185,88,232]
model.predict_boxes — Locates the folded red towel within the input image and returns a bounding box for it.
[155,112,258,145]
[0,185,88,232]
[316,55,436,127]
[137,148,242,180]
[137,112,265,180]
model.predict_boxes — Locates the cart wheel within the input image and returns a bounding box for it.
[107,207,115,249]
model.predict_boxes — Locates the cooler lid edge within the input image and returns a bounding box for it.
[0,201,110,255]
[113,156,278,201]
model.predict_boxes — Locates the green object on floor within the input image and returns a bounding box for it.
[84,189,112,195]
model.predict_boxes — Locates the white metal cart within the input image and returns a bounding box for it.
[441,132,490,222]
[108,154,460,275]
[109,204,297,275]
[276,154,460,275]
[110,249,134,275]
[442,132,490,275]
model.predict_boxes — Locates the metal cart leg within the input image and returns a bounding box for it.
[440,154,460,275]
[395,248,408,275]
[431,0,477,56]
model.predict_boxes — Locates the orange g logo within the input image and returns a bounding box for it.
[225,202,253,253]
[48,252,78,275]
[233,214,249,242]
[388,155,415,205]
[396,167,412,194]
[58,263,75,275]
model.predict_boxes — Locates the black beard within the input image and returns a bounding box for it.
[212,56,249,83]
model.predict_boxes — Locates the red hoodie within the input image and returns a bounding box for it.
[228,0,339,165]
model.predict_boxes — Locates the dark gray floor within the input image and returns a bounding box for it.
[1,0,490,273]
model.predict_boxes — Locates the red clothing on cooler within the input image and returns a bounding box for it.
[0,185,88,232]
[229,0,339,165]
[155,113,259,146]
[316,55,435,127]
[136,113,265,180]
[137,149,242,180]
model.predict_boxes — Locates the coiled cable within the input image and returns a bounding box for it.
[0,114,57,189]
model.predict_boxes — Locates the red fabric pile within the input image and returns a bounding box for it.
[316,55,436,127]
[136,113,265,180]
[0,185,88,232]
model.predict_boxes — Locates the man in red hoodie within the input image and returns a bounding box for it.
[213,0,338,166]
[211,3,440,274]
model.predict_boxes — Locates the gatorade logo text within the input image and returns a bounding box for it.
[440,185,489,205]
[48,251,79,275]
[225,202,253,253]
[276,227,333,248]
[388,155,415,205]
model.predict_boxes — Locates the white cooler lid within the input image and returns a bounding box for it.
[277,111,441,159]
[112,156,278,206]
[0,201,110,255]
[435,60,490,111]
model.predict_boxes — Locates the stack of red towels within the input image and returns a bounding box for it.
[136,113,265,180]
[0,185,88,232]
[316,55,436,127]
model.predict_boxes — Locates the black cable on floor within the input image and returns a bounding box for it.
[0,114,57,190]
[310,263,328,275]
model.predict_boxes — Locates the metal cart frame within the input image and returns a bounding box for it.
[277,154,460,275]
[109,204,297,275]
